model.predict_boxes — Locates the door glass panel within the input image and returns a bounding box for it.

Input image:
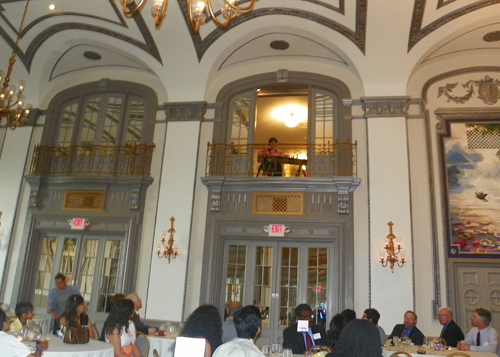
[78,240,98,303]
[255,247,273,327]
[80,97,101,145]
[230,94,251,147]
[61,238,77,282]
[58,102,78,147]
[101,97,123,146]
[280,247,298,327]
[98,240,122,312]
[307,248,328,327]
[125,99,146,145]
[33,237,57,308]
[225,245,247,303]
[314,92,335,148]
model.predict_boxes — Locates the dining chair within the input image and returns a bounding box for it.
[447,352,471,357]
[91,324,100,340]
[153,349,161,357]
[136,331,150,357]
[389,351,412,357]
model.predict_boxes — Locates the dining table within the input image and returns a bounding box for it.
[41,337,114,357]
[148,335,176,357]
[382,345,497,357]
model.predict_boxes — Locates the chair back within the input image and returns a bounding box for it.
[136,331,150,357]
[91,324,99,340]
[447,353,471,357]
[389,351,412,357]
[153,349,160,357]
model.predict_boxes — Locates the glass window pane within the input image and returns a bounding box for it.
[314,92,335,147]
[78,240,98,303]
[61,238,77,282]
[230,94,251,147]
[58,102,78,147]
[279,247,298,327]
[254,246,272,327]
[80,97,101,145]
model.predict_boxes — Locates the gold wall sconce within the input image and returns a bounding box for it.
[379,221,406,273]
[157,217,179,263]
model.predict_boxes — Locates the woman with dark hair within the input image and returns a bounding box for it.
[327,313,347,348]
[179,304,223,357]
[59,294,93,339]
[326,319,382,357]
[103,299,141,357]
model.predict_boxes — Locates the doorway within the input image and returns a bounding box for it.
[222,239,333,346]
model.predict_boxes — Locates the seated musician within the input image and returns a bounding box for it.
[259,137,284,176]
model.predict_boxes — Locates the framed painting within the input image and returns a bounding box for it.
[437,110,500,257]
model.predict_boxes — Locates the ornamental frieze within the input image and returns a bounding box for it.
[438,75,500,105]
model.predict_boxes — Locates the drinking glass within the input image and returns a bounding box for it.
[262,344,272,357]
[271,342,283,355]
[428,339,435,354]
[393,336,401,350]
[424,336,430,347]
[283,348,293,357]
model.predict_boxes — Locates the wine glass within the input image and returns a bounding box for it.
[262,344,272,357]
[428,339,435,354]
[283,348,293,357]
[271,342,283,356]
[393,336,401,350]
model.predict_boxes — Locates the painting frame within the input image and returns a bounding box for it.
[436,108,500,258]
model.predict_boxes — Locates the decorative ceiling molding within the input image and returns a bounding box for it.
[437,0,456,9]
[409,0,500,52]
[179,0,367,61]
[0,0,162,72]
[302,0,345,14]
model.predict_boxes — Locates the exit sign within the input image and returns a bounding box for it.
[268,224,285,237]
[69,218,89,230]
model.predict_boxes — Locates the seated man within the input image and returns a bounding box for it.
[388,310,424,345]
[0,308,49,357]
[9,302,34,333]
[126,293,157,335]
[438,308,464,347]
[213,305,264,356]
[362,308,387,345]
[259,137,284,177]
[222,301,242,343]
[283,303,328,354]
[458,308,499,354]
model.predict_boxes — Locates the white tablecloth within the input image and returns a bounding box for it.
[383,346,497,357]
[44,337,114,357]
[148,335,175,357]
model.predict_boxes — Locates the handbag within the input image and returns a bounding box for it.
[63,326,90,344]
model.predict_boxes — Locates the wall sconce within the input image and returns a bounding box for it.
[157,217,179,263]
[379,221,406,273]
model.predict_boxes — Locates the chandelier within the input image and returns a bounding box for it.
[0,0,32,130]
[118,0,256,32]
[157,217,179,263]
[379,221,406,273]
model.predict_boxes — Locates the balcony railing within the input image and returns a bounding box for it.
[28,144,155,177]
[205,142,357,177]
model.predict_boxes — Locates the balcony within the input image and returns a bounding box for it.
[28,144,155,177]
[205,141,357,178]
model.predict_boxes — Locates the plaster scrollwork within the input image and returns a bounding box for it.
[438,75,500,105]
[361,97,411,117]
[164,102,207,121]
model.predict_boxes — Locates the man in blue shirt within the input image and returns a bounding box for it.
[46,273,81,334]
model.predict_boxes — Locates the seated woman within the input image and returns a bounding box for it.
[178,304,223,357]
[59,294,93,339]
[103,299,141,357]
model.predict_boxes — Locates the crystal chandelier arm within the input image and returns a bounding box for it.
[151,0,169,29]
[121,0,147,16]
[223,0,256,12]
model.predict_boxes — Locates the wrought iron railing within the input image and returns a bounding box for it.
[29,144,155,177]
[205,142,357,177]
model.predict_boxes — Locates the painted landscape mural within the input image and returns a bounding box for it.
[444,123,500,256]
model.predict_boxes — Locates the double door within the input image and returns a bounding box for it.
[223,240,333,346]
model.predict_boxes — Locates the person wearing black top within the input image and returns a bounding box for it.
[388,310,425,345]
[283,303,328,354]
[438,308,464,347]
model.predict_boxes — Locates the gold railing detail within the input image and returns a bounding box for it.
[29,144,155,177]
[205,142,357,177]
